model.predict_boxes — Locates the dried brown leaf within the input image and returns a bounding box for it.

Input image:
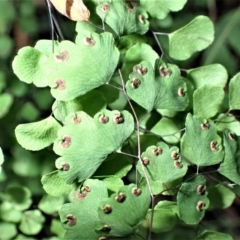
[50,0,90,21]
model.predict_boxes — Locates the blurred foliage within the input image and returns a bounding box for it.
[0,0,240,239]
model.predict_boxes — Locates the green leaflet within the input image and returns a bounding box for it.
[12,46,49,87]
[140,0,187,19]
[187,64,228,89]
[194,230,233,240]
[193,85,225,118]
[0,223,17,240]
[0,93,13,118]
[126,59,189,112]
[96,0,149,36]
[19,210,45,235]
[137,142,188,194]
[59,179,108,240]
[218,130,240,185]
[54,110,134,183]
[52,90,107,122]
[97,184,150,236]
[41,171,75,197]
[47,30,119,101]
[208,184,235,210]
[169,16,214,60]
[151,117,182,144]
[229,72,240,110]
[177,175,209,224]
[38,194,64,215]
[15,116,61,151]
[181,113,224,166]
[142,201,178,233]
[121,42,159,80]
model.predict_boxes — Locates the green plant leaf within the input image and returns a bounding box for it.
[15,116,61,151]
[229,72,240,110]
[93,152,133,179]
[96,0,149,36]
[140,0,187,19]
[121,43,159,80]
[47,30,119,101]
[50,219,66,239]
[0,93,13,118]
[5,185,32,211]
[41,171,75,197]
[59,179,108,240]
[186,64,228,89]
[19,210,45,235]
[151,117,182,144]
[169,16,214,60]
[194,230,233,240]
[34,39,54,56]
[97,184,150,236]
[181,113,224,166]
[0,222,17,240]
[142,201,178,233]
[0,201,22,223]
[54,110,134,183]
[193,85,225,118]
[52,90,107,122]
[218,130,240,185]
[216,114,240,136]
[208,184,235,210]
[20,102,40,122]
[137,142,188,185]
[103,177,124,192]
[12,46,49,87]
[38,194,64,215]
[126,59,189,112]
[177,175,209,224]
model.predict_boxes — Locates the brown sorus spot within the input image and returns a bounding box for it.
[60,136,71,148]
[196,201,206,212]
[115,192,126,203]
[210,141,218,151]
[142,158,150,166]
[152,147,163,156]
[131,78,141,89]
[228,132,236,141]
[136,65,148,75]
[101,225,111,232]
[159,66,172,77]
[201,122,210,130]
[101,4,110,12]
[66,214,76,226]
[82,185,91,192]
[178,87,185,97]
[196,185,206,195]
[132,187,142,196]
[55,50,69,62]
[72,116,81,124]
[171,151,179,160]
[103,205,112,214]
[99,115,109,123]
[55,79,65,90]
[113,114,124,124]
[138,15,145,24]
[61,162,70,171]
[99,237,109,240]
[84,37,95,46]
[174,160,183,169]
[76,192,87,199]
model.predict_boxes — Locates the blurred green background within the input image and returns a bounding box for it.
[0,0,240,239]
